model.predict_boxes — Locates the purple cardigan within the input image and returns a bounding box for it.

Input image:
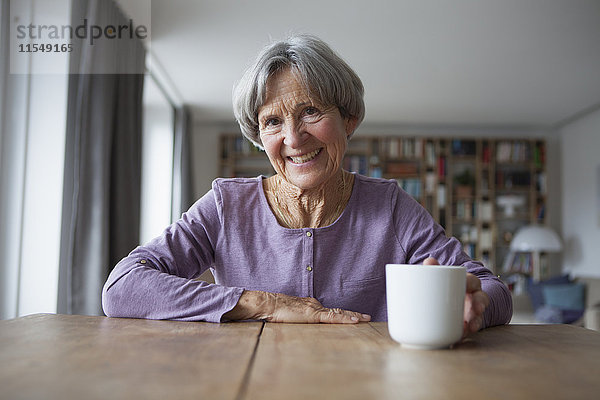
[102,174,512,325]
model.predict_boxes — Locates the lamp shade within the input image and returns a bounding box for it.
[510,225,562,252]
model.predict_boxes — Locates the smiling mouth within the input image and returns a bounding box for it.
[288,148,322,164]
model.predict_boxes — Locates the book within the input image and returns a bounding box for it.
[387,161,419,175]
[437,184,446,208]
[425,141,436,167]
[479,202,492,221]
[396,178,422,199]
[425,173,436,194]
[479,229,492,250]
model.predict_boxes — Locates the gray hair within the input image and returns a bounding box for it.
[232,34,365,149]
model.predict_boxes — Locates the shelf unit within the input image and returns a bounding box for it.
[219,134,547,273]
[220,134,275,178]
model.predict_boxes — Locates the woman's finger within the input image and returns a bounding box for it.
[472,290,490,312]
[318,309,357,324]
[423,257,439,265]
[469,315,483,332]
[317,308,370,324]
[466,273,482,293]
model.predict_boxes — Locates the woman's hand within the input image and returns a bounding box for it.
[222,290,371,324]
[462,272,490,335]
[423,257,489,336]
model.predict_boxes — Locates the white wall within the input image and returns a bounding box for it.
[190,122,234,198]
[560,108,600,278]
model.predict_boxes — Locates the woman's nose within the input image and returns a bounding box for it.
[282,122,306,148]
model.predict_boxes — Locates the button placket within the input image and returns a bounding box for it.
[303,229,315,297]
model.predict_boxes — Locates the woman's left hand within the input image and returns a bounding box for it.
[423,257,490,336]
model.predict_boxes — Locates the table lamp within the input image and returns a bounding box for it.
[509,225,562,281]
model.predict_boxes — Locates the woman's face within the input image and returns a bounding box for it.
[258,68,356,190]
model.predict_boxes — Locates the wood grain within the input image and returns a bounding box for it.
[244,322,398,400]
[2,315,599,400]
[246,322,600,400]
[0,314,262,400]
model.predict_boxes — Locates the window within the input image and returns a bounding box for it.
[140,75,175,245]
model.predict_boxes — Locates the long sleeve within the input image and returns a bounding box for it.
[102,189,244,322]
[391,185,513,328]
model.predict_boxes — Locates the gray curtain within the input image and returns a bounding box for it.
[58,0,146,315]
[171,106,194,220]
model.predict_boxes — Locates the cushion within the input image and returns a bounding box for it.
[542,283,585,311]
[527,275,571,311]
[535,305,584,324]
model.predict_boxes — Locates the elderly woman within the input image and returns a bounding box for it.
[103,35,512,333]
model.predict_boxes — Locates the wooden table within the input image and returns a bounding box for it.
[1,314,599,399]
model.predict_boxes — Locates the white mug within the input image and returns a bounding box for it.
[386,264,466,349]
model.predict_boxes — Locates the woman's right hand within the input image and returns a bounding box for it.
[222,290,371,324]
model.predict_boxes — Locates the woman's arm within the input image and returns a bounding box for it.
[102,188,370,324]
[392,185,513,329]
[102,190,244,322]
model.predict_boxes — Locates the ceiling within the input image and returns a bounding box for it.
[118,0,600,129]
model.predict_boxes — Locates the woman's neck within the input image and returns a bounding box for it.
[264,170,354,229]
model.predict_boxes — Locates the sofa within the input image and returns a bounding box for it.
[578,277,600,331]
[511,275,600,331]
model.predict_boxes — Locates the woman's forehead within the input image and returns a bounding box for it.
[265,70,307,100]
[260,70,315,113]
[258,68,323,114]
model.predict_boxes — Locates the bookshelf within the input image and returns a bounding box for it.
[220,135,275,178]
[219,134,547,273]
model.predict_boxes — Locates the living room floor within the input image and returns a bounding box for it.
[509,293,540,324]
[510,310,541,324]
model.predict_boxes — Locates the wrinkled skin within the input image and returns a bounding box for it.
[224,69,489,332]
[223,68,369,324]
[257,67,355,191]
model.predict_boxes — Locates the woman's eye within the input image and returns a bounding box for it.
[302,107,321,121]
[304,107,318,116]
[264,118,280,127]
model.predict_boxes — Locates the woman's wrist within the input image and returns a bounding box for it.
[222,290,275,321]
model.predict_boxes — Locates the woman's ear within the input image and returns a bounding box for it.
[345,117,358,138]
